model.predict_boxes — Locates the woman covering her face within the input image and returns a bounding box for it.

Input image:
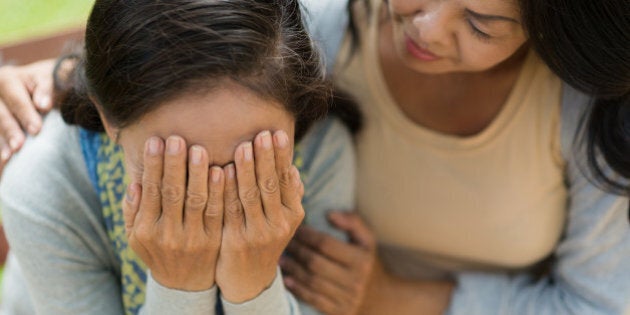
[0,0,628,314]
[0,0,357,314]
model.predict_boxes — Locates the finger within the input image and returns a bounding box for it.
[286,239,356,289]
[183,145,209,230]
[234,141,264,224]
[32,74,53,112]
[273,130,293,206]
[223,163,244,229]
[283,166,305,223]
[161,136,187,228]
[123,182,142,237]
[328,212,376,249]
[139,137,165,224]
[294,226,365,267]
[280,256,353,305]
[0,138,12,166]
[283,275,339,315]
[204,166,224,235]
[0,72,42,135]
[0,98,26,152]
[254,131,282,222]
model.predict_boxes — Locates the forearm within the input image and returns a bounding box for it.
[361,262,454,315]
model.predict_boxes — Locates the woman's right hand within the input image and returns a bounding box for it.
[123,136,224,291]
[0,59,56,162]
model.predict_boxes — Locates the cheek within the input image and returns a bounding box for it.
[460,39,522,70]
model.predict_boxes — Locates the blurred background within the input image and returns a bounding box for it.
[0,0,95,64]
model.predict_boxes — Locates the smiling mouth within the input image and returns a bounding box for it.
[404,36,441,62]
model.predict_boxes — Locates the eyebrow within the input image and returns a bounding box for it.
[465,9,520,24]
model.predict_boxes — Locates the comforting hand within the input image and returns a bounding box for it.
[280,212,377,315]
[216,130,306,303]
[123,136,223,291]
[0,59,56,162]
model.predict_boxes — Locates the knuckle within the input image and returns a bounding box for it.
[278,167,291,187]
[185,191,206,210]
[225,200,243,217]
[143,182,161,199]
[260,176,279,194]
[242,186,261,206]
[161,183,185,204]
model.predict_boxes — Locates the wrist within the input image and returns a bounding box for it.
[219,267,278,303]
[151,270,215,292]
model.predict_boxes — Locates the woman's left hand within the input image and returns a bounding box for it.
[280,212,377,315]
[215,130,306,303]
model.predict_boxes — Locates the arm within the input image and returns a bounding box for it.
[281,118,380,315]
[444,85,630,315]
[0,112,125,314]
[1,113,219,314]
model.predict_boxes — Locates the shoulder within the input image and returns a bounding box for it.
[300,0,349,73]
[0,111,99,230]
[297,117,354,171]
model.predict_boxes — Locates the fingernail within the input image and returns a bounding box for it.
[167,137,181,155]
[211,166,222,183]
[126,185,136,203]
[37,96,51,109]
[275,131,288,149]
[260,131,272,150]
[242,142,253,161]
[9,137,20,150]
[225,164,235,179]
[190,146,202,165]
[1,147,11,161]
[147,138,161,155]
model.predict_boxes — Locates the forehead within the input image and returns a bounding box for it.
[120,82,294,165]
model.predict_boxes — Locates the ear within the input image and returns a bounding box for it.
[88,94,120,141]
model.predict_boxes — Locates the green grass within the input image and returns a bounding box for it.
[0,0,95,46]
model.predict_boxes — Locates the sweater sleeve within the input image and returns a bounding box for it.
[445,85,630,315]
[291,118,357,315]
[0,112,219,315]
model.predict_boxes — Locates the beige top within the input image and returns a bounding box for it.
[335,1,567,278]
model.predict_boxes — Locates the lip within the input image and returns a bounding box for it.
[405,36,441,62]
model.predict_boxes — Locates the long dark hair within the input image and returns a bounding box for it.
[57,0,331,141]
[520,0,630,193]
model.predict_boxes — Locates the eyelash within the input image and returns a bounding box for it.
[466,19,492,41]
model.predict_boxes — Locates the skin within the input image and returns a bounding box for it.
[0,59,55,172]
[105,81,305,303]
[281,0,529,314]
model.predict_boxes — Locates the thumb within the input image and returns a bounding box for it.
[327,211,375,249]
[123,183,141,237]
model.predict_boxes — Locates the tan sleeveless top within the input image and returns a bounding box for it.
[335,0,567,278]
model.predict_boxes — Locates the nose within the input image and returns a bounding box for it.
[411,5,451,46]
